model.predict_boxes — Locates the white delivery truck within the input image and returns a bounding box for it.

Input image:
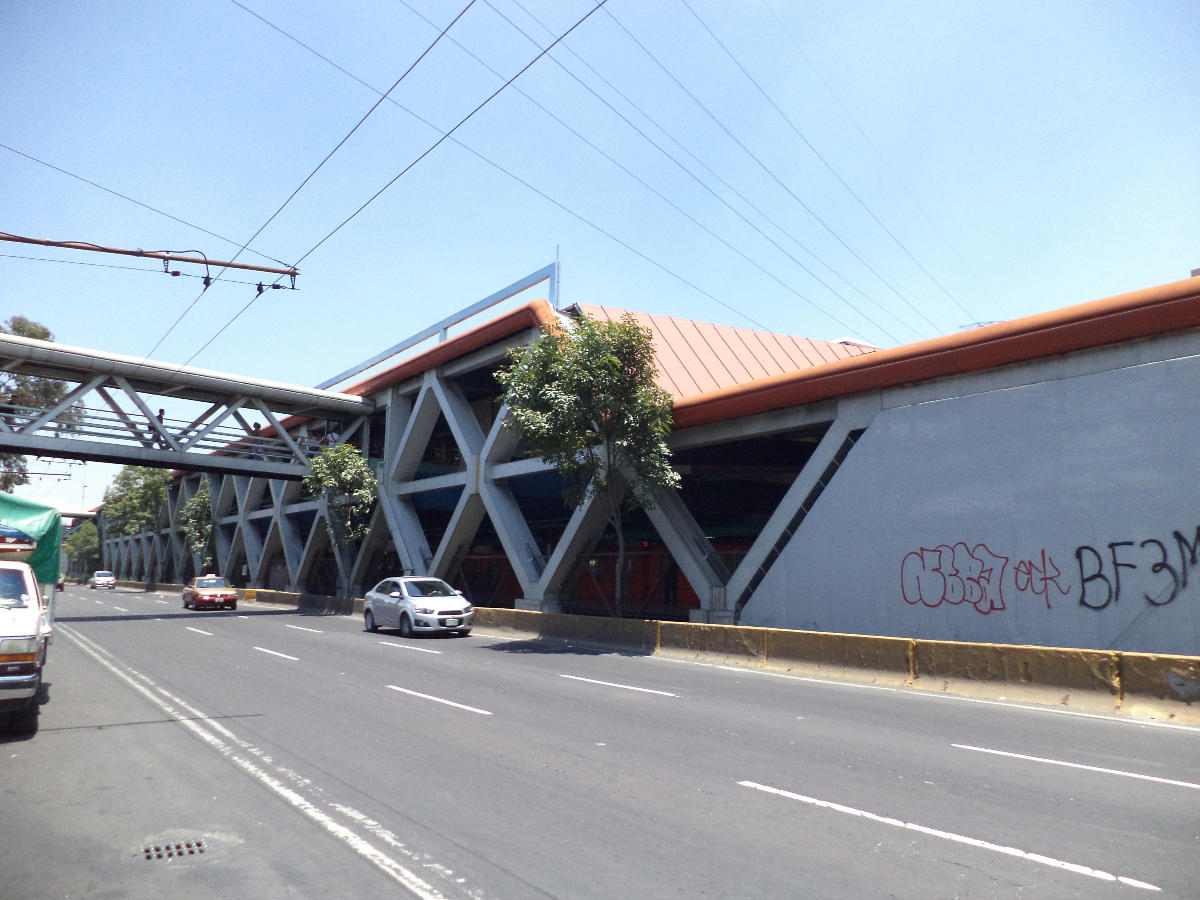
[0,493,61,726]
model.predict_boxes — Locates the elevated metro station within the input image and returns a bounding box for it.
[89,271,1200,655]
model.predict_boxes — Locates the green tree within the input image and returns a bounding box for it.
[302,444,377,596]
[303,444,377,542]
[103,466,171,536]
[178,479,214,570]
[496,312,679,616]
[65,520,100,574]
[0,316,71,491]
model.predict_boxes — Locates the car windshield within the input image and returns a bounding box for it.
[95,571,113,578]
[0,570,30,607]
[196,578,229,588]
[404,579,457,597]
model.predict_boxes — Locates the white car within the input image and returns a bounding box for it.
[364,576,473,637]
[0,560,51,725]
[89,570,116,590]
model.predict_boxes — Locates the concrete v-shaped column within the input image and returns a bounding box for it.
[725,395,880,619]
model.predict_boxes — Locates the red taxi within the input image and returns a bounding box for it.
[182,575,238,611]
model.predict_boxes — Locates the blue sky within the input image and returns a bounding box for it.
[2,0,1197,512]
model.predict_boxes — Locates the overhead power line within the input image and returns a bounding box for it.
[493,0,912,342]
[680,0,977,323]
[184,0,613,366]
[760,0,994,315]
[232,1,774,333]
[0,232,299,279]
[0,142,293,269]
[0,252,278,288]
[145,0,481,364]
[602,6,942,336]
[475,0,900,342]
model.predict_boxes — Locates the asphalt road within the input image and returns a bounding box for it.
[3,584,1198,899]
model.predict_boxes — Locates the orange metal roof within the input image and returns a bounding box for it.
[671,275,1200,429]
[568,304,876,402]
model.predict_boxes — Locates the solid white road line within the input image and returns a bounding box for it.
[254,647,299,661]
[155,599,169,604]
[952,743,1200,790]
[58,625,452,900]
[559,674,678,697]
[186,626,213,636]
[650,655,897,692]
[738,780,1159,891]
[285,624,323,634]
[378,641,441,654]
[113,606,128,612]
[386,685,492,716]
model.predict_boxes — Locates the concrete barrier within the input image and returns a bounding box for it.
[766,629,914,686]
[1117,652,1200,720]
[659,621,763,663]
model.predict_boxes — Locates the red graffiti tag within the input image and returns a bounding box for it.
[901,542,1009,615]
[1013,549,1072,610]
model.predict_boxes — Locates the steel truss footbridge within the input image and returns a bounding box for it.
[0,332,374,479]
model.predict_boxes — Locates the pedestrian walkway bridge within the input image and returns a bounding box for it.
[0,332,374,479]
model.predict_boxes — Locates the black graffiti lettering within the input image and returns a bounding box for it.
[1075,525,1197,612]
[1140,538,1179,606]
[1173,526,1200,590]
[1076,545,1112,609]
[1107,541,1136,604]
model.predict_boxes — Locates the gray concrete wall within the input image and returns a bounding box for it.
[743,334,1200,655]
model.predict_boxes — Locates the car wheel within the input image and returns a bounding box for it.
[398,614,413,638]
[229,603,237,611]
[364,610,377,633]
[456,629,471,637]
[183,597,190,609]
[89,584,94,590]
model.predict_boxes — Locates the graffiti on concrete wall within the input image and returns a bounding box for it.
[900,542,1010,614]
[1013,549,1072,610]
[902,525,1199,615]
[1076,525,1200,610]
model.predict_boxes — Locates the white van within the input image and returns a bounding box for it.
[0,560,51,725]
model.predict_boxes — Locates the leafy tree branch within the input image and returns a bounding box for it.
[496,312,679,616]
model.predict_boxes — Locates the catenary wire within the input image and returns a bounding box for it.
[0,142,292,269]
[680,0,976,324]
[0,252,280,288]
[184,0,614,365]
[602,6,942,334]
[144,0,480,363]
[227,3,778,334]
[223,0,884,342]
[760,0,998,317]
[502,0,917,341]
[485,0,908,342]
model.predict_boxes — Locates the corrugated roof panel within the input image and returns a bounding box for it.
[669,317,725,395]
[642,312,695,398]
[694,319,754,386]
[571,303,878,402]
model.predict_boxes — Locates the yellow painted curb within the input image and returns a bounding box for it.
[767,629,914,685]
[659,621,765,662]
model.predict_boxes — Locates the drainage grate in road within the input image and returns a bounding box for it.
[142,839,206,861]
